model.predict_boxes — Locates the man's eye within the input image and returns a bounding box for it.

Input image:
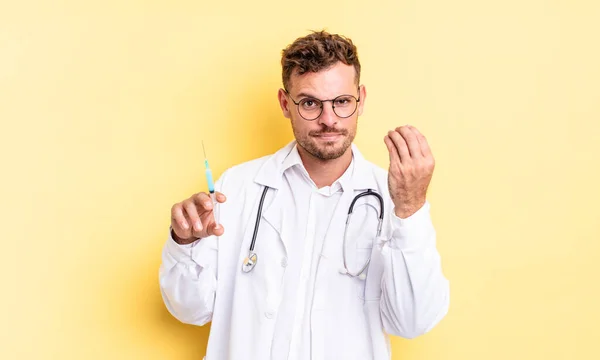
[302,99,319,108]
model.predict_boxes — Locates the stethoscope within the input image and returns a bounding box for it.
[242,186,384,280]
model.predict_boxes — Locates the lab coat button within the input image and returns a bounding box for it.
[281,258,288,267]
[265,311,275,319]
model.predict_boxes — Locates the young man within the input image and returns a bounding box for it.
[160,31,449,360]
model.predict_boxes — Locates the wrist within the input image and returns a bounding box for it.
[171,227,199,245]
[394,199,426,219]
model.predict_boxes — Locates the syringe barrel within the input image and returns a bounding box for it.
[205,167,215,193]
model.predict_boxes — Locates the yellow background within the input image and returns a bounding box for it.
[1,0,599,359]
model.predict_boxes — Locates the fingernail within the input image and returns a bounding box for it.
[182,222,189,230]
[214,224,221,230]
[195,221,202,231]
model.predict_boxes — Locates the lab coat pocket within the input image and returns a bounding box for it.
[241,225,287,313]
[356,236,384,301]
[355,240,374,301]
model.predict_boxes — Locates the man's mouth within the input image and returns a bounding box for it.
[312,131,345,141]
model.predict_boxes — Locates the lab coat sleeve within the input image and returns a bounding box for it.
[159,231,218,326]
[379,201,450,338]
[158,170,230,326]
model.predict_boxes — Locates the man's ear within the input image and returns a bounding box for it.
[278,88,291,119]
[357,84,367,117]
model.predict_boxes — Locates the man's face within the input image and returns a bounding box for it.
[278,62,366,161]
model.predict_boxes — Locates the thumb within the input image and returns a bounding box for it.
[207,222,225,237]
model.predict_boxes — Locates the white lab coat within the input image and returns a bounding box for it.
[159,141,449,360]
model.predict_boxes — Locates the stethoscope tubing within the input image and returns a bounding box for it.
[244,186,384,279]
[249,186,269,252]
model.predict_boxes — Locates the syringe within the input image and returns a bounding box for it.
[202,141,220,230]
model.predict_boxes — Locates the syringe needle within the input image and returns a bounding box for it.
[201,140,220,230]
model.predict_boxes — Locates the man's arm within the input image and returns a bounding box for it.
[158,171,229,325]
[379,125,449,337]
[378,201,449,338]
[159,232,218,326]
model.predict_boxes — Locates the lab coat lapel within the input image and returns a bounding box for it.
[260,190,288,256]
[321,145,380,259]
[252,141,296,256]
[320,188,354,261]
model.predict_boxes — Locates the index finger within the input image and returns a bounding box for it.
[408,126,432,158]
[388,130,411,162]
[192,192,213,211]
[398,126,422,159]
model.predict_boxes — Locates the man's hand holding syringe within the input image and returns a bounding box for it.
[170,141,226,244]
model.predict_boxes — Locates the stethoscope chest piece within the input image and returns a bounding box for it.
[242,252,258,273]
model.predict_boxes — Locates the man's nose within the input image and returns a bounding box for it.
[317,101,338,127]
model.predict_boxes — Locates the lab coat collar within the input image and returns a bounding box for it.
[280,143,352,194]
[254,140,379,191]
[280,143,303,174]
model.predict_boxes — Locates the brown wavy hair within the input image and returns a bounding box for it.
[281,30,361,91]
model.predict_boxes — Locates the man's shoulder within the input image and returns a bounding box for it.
[219,141,295,185]
[220,154,270,182]
[217,149,281,189]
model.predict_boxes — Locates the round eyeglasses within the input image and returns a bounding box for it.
[285,90,360,121]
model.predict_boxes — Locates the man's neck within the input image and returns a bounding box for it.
[297,146,353,189]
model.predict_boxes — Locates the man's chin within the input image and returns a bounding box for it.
[310,143,348,160]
